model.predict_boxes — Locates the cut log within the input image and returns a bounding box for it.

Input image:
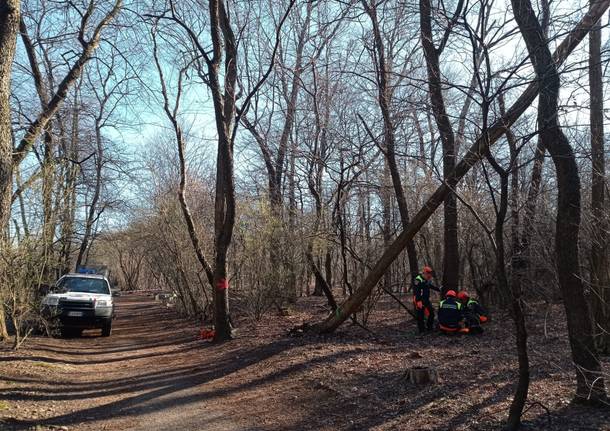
[408,366,439,385]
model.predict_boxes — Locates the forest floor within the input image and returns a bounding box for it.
[0,293,609,431]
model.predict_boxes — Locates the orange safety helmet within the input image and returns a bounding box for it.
[445,290,457,298]
[423,266,434,274]
[457,291,469,301]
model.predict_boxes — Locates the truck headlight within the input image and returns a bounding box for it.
[43,297,59,306]
[95,300,110,307]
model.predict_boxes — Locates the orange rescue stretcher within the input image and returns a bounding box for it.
[439,323,470,334]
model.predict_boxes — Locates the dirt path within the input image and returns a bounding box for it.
[0,294,296,430]
[1,294,610,431]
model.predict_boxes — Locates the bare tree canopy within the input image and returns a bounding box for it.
[0,0,608,428]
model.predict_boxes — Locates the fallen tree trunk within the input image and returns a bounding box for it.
[311,0,610,334]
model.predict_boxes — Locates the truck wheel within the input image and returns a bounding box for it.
[60,328,75,338]
[101,322,112,337]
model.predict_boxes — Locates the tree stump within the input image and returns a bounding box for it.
[408,366,439,385]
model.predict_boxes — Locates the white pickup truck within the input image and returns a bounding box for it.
[41,273,115,337]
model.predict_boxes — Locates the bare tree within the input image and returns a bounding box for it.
[0,0,21,340]
[151,28,214,287]
[419,0,464,292]
[75,50,136,270]
[241,1,308,214]
[19,14,56,258]
[510,0,606,403]
[12,1,123,166]
[361,0,419,279]
[151,0,294,341]
[588,0,609,353]
[239,0,308,299]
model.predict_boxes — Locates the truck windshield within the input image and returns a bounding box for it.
[56,277,110,294]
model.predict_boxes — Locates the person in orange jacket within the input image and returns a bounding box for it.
[412,266,440,334]
[458,290,489,323]
[438,290,470,334]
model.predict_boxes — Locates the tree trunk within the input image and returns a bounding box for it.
[520,139,544,264]
[519,0,549,278]
[588,1,609,353]
[0,0,21,341]
[287,138,298,302]
[419,0,461,292]
[59,100,80,275]
[75,121,104,270]
[209,0,238,342]
[408,367,439,385]
[41,126,56,268]
[21,17,57,270]
[491,140,530,431]
[499,94,531,430]
[0,0,19,237]
[151,33,215,288]
[306,251,337,311]
[506,282,530,429]
[381,161,393,293]
[13,166,29,238]
[211,126,235,342]
[511,0,606,403]
[337,180,353,298]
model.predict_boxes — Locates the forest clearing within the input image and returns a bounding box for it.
[1,293,609,431]
[1,0,610,429]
